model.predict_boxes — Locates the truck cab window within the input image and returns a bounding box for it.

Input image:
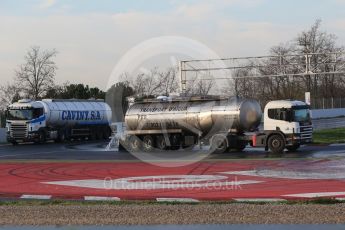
[33,108,44,119]
[268,108,290,121]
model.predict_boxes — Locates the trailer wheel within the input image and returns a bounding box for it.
[210,134,227,154]
[142,135,154,152]
[156,135,167,150]
[170,134,181,150]
[268,134,285,155]
[103,127,111,140]
[129,135,141,152]
[286,144,300,152]
[96,129,103,140]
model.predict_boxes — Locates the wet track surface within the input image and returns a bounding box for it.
[0,140,344,161]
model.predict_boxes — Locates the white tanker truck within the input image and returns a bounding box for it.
[118,96,313,154]
[6,99,112,144]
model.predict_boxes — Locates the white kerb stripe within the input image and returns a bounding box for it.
[330,143,345,147]
[284,192,345,198]
[84,196,120,201]
[156,198,199,203]
[20,195,52,200]
[234,198,286,202]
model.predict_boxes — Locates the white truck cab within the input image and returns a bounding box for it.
[262,100,313,151]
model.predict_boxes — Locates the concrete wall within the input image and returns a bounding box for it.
[311,108,345,119]
[0,128,6,143]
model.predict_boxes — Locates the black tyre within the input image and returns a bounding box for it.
[235,141,247,152]
[103,127,111,140]
[156,135,168,150]
[96,129,103,140]
[55,130,66,143]
[129,135,141,152]
[170,134,181,150]
[268,134,285,155]
[142,135,154,152]
[11,141,18,146]
[286,144,300,152]
[89,129,97,140]
[211,134,227,154]
[35,130,46,144]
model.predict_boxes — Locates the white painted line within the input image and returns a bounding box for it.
[335,197,345,201]
[20,194,52,200]
[221,170,345,180]
[283,192,345,198]
[156,198,199,203]
[233,198,286,202]
[330,143,345,147]
[84,196,120,201]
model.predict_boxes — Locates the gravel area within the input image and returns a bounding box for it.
[1,203,345,225]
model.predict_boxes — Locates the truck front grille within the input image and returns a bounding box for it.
[10,123,28,139]
[300,125,313,139]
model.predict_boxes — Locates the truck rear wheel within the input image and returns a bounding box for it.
[142,135,154,152]
[211,134,227,154]
[56,130,66,143]
[268,134,285,155]
[35,131,46,144]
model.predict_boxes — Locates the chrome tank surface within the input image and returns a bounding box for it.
[125,97,262,135]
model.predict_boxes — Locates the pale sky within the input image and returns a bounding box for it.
[1,0,345,90]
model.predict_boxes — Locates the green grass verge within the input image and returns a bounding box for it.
[313,127,345,144]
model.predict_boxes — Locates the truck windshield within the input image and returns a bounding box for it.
[7,109,33,121]
[7,108,43,121]
[293,109,310,122]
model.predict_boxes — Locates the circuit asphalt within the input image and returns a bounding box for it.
[0,140,344,161]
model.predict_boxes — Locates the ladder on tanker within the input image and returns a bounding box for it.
[105,122,126,151]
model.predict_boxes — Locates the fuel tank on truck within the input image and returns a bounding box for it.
[125,96,262,136]
[38,99,112,127]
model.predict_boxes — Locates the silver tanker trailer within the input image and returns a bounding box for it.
[119,96,313,154]
[6,99,112,144]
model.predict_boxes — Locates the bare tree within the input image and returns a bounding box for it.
[0,83,21,111]
[184,73,215,96]
[296,19,345,99]
[159,67,179,96]
[15,46,57,100]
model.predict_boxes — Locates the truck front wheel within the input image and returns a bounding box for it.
[268,134,285,155]
[35,131,46,144]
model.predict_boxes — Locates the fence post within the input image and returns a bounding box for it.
[322,98,325,109]
[332,97,334,109]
